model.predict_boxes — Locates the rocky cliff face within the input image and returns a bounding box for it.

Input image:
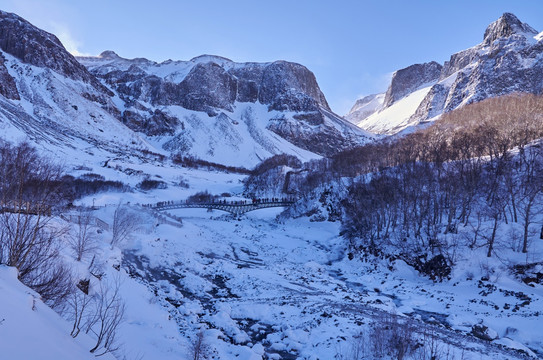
[0,53,19,100]
[350,13,543,135]
[344,93,384,124]
[78,52,370,158]
[0,10,109,95]
[383,61,442,108]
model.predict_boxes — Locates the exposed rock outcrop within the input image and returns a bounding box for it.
[383,61,442,107]
[350,12,543,135]
[0,52,19,100]
[0,10,110,95]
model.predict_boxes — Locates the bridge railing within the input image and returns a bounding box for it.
[145,198,296,209]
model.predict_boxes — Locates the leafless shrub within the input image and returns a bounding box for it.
[68,285,93,338]
[370,313,416,360]
[0,141,73,309]
[0,211,72,309]
[190,330,211,360]
[86,276,126,356]
[68,209,98,261]
[111,204,139,249]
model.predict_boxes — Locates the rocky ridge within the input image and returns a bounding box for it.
[0,10,110,95]
[349,13,543,134]
[0,9,371,167]
[78,51,371,158]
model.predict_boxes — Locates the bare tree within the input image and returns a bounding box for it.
[190,330,210,360]
[111,204,138,249]
[0,203,72,309]
[69,209,98,261]
[0,141,72,309]
[370,313,416,360]
[87,277,126,356]
[68,286,93,338]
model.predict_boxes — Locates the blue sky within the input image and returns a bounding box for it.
[3,0,543,114]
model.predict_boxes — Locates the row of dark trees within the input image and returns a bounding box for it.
[338,94,543,277]
[241,94,543,278]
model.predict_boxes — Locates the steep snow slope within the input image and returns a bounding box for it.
[0,52,154,162]
[344,93,384,124]
[355,86,433,134]
[0,266,115,360]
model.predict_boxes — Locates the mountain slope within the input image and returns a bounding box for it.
[350,13,543,135]
[0,266,115,360]
[0,10,372,170]
[77,51,374,163]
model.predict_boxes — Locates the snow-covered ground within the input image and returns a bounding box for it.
[53,157,540,359]
[1,150,542,359]
[355,86,432,135]
[0,266,116,360]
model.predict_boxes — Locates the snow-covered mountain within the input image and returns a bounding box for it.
[344,93,384,124]
[350,13,543,134]
[0,10,373,169]
[77,51,373,163]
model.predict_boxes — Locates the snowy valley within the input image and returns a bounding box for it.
[0,8,542,360]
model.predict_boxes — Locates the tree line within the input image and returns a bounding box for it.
[246,94,543,279]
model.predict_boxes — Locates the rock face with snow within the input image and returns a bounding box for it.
[344,93,384,124]
[350,13,543,135]
[0,10,372,168]
[0,54,19,100]
[383,61,442,108]
[78,52,371,159]
[0,10,108,94]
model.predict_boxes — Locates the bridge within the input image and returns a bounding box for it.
[0,201,52,216]
[148,200,295,216]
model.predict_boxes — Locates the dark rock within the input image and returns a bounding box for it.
[122,109,178,136]
[383,61,442,107]
[229,63,264,103]
[0,10,110,95]
[259,60,330,112]
[0,52,19,100]
[483,12,538,46]
[178,62,237,113]
[471,324,498,341]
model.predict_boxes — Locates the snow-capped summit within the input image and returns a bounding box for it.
[78,51,373,160]
[0,10,374,168]
[350,13,543,135]
[483,12,538,45]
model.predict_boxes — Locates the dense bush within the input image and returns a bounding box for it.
[186,191,217,204]
[137,179,167,190]
[59,175,130,201]
[171,153,251,174]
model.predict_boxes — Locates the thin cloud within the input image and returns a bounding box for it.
[49,22,89,56]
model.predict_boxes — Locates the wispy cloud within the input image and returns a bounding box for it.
[49,22,89,56]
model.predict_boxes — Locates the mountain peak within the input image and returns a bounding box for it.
[483,13,538,45]
[99,50,121,59]
[189,54,233,64]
